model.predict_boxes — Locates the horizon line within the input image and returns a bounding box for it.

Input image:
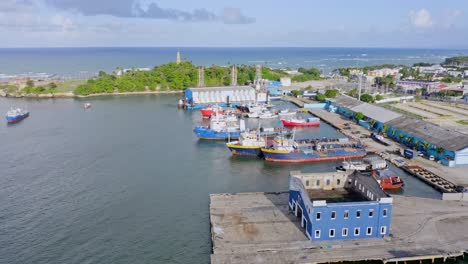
[0,46,467,50]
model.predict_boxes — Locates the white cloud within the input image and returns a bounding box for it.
[409,9,433,28]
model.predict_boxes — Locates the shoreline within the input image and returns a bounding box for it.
[0,90,183,99]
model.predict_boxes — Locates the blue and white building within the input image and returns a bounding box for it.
[289,171,392,241]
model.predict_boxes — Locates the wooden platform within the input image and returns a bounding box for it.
[210,192,468,264]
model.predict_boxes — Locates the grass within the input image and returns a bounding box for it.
[382,103,424,120]
[0,84,18,94]
[55,80,86,93]
[456,120,468,125]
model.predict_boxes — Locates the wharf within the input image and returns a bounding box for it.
[401,165,462,195]
[210,192,468,264]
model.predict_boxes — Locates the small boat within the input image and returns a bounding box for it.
[336,156,387,172]
[258,111,278,119]
[336,160,369,172]
[370,132,390,146]
[6,107,29,124]
[247,111,260,118]
[84,103,92,109]
[200,105,224,118]
[373,169,404,190]
[226,131,267,157]
[277,109,297,117]
[281,117,320,127]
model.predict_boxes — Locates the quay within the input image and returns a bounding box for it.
[210,192,468,264]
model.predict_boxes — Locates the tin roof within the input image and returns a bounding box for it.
[187,86,254,92]
[332,95,401,123]
[386,116,468,152]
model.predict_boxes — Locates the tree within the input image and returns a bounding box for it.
[406,137,414,146]
[423,142,431,151]
[315,94,326,102]
[324,89,338,98]
[48,82,57,89]
[26,79,34,88]
[290,90,302,97]
[391,128,396,137]
[399,134,404,142]
[354,112,364,121]
[347,88,358,98]
[414,141,420,150]
[382,124,389,133]
[369,119,376,129]
[360,94,374,103]
[436,146,444,155]
[375,94,384,101]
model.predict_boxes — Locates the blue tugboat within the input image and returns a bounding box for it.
[6,107,29,124]
[194,114,241,140]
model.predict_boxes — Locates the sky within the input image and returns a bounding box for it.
[0,0,467,48]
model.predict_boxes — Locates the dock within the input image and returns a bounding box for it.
[210,192,468,264]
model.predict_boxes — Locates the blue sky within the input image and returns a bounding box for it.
[0,0,467,48]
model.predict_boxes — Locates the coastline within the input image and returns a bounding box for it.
[0,90,183,99]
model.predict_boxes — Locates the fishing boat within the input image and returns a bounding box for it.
[370,132,390,146]
[226,131,266,157]
[193,114,241,140]
[373,169,404,190]
[336,156,387,172]
[6,107,29,124]
[281,117,320,127]
[200,104,224,118]
[261,136,366,163]
[84,103,92,109]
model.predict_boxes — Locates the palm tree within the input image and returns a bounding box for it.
[414,141,420,150]
[391,128,396,137]
[383,124,388,134]
[399,134,404,142]
[406,137,414,146]
[436,146,444,155]
[423,142,431,151]
[369,119,376,129]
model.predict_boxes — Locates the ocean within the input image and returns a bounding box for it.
[0,47,466,76]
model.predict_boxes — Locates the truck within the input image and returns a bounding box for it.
[404,149,415,159]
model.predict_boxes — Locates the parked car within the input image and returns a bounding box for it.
[429,155,435,161]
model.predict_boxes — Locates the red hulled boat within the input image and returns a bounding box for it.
[200,105,224,118]
[373,170,404,190]
[281,117,320,127]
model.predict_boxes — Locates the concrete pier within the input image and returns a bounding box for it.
[210,192,468,264]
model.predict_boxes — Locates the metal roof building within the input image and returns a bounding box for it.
[184,86,256,105]
[331,95,402,123]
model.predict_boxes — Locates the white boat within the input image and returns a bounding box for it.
[248,111,260,118]
[336,160,369,171]
[258,111,278,119]
[336,156,387,172]
[278,109,297,117]
[84,103,92,109]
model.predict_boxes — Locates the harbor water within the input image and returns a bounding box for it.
[0,95,452,264]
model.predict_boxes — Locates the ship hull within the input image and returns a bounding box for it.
[194,127,240,140]
[281,119,320,127]
[261,148,366,163]
[226,144,263,157]
[6,112,29,124]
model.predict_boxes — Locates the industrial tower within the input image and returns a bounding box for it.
[255,65,262,86]
[231,65,238,86]
[198,66,205,87]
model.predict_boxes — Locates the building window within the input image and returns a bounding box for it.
[329,229,335,238]
[369,209,374,217]
[383,209,388,217]
[367,227,372,236]
[380,226,387,235]
[356,210,361,218]
[344,210,349,219]
[316,212,321,220]
[315,230,321,238]
[337,179,341,185]
[331,211,336,219]
[354,228,360,236]
[342,228,348,237]
[306,180,309,186]
[326,179,330,186]
[316,180,320,186]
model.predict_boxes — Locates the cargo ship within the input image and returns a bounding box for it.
[226,131,266,157]
[261,137,366,163]
[6,107,29,124]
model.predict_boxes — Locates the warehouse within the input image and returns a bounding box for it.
[184,86,256,106]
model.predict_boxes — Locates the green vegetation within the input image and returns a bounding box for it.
[315,94,326,102]
[360,93,374,103]
[56,80,87,92]
[375,94,384,101]
[413,62,433,67]
[346,88,358,97]
[0,84,18,94]
[23,82,58,94]
[292,67,322,82]
[440,75,462,83]
[74,62,308,96]
[443,56,468,66]
[324,89,338,98]
[456,120,468,125]
[354,112,364,121]
[290,90,302,97]
[337,64,399,77]
[26,79,34,88]
[382,103,423,120]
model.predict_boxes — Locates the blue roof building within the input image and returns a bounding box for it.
[289,170,392,241]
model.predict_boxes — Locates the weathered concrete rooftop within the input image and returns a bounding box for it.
[210,192,468,264]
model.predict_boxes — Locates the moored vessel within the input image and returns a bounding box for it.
[373,169,404,190]
[84,103,92,109]
[226,131,266,157]
[6,107,29,124]
[200,105,224,118]
[261,137,366,163]
[281,117,320,127]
